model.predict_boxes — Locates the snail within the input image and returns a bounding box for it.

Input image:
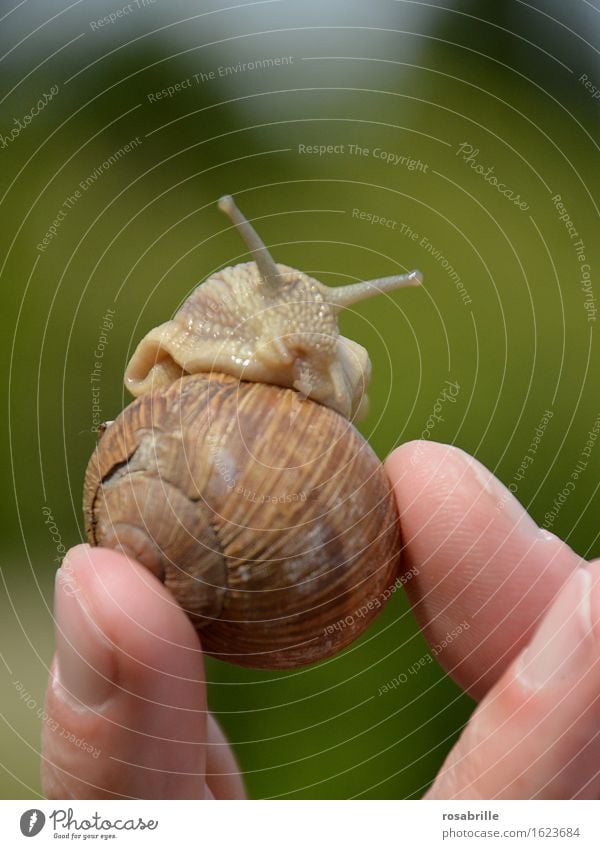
[83,196,422,669]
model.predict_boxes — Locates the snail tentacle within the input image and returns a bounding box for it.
[218,194,281,291]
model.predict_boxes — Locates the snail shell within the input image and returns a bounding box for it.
[83,196,422,669]
[84,372,402,668]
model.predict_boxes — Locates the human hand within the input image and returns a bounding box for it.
[41,440,599,799]
[385,441,599,798]
[41,544,245,799]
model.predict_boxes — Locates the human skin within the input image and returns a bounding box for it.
[41,441,600,799]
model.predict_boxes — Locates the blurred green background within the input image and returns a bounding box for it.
[1,0,598,799]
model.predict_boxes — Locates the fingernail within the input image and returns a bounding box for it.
[447,445,540,535]
[518,568,594,690]
[54,564,116,709]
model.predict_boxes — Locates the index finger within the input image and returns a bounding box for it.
[384,441,584,701]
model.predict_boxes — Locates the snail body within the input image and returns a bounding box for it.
[84,196,421,669]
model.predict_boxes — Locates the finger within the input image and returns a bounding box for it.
[42,544,211,799]
[385,441,584,700]
[206,714,246,799]
[427,563,600,799]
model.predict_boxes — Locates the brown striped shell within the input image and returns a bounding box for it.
[83,195,422,669]
[84,372,402,668]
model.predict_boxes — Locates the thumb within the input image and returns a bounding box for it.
[42,545,208,799]
[427,562,600,799]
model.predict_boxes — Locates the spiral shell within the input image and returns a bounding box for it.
[84,372,402,669]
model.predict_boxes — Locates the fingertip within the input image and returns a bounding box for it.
[60,542,90,569]
[586,560,600,644]
[384,441,470,512]
[384,439,431,476]
[64,542,149,581]
[59,543,203,687]
[429,564,600,798]
[383,440,583,699]
[45,545,208,799]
